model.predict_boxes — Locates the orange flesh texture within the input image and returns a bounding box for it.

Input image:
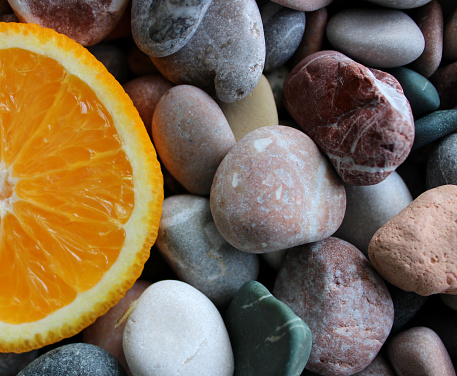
[0,47,134,324]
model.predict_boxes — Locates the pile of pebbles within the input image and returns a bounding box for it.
[2,0,457,375]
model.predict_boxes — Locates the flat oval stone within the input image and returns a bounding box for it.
[0,351,39,376]
[218,75,278,141]
[150,0,265,103]
[152,85,236,195]
[362,0,432,8]
[131,0,212,57]
[225,281,312,376]
[270,0,333,12]
[8,0,129,46]
[283,50,415,186]
[210,125,346,254]
[273,237,394,376]
[426,133,457,189]
[17,343,127,376]
[387,327,456,376]
[155,194,259,307]
[334,171,413,255]
[326,8,425,68]
[369,184,457,296]
[123,280,234,376]
[261,2,306,73]
[412,109,457,151]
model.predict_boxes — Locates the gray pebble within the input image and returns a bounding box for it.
[0,350,39,376]
[426,133,457,189]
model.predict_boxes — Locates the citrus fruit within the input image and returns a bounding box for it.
[0,22,163,353]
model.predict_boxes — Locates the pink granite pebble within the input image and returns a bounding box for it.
[283,50,415,186]
[369,184,457,296]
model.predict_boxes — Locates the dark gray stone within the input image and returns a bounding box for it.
[132,0,213,57]
[0,350,39,376]
[426,133,457,189]
[413,110,457,151]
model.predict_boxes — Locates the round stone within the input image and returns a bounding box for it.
[426,133,457,189]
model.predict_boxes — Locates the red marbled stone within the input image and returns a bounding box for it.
[283,50,415,186]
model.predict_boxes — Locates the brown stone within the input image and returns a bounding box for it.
[283,50,415,186]
[429,60,457,109]
[444,7,457,62]
[368,185,457,296]
[273,237,394,376]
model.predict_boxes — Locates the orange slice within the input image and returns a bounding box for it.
[0,22,163,353]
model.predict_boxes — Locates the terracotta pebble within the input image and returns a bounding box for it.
[387,326,456,376]
[283,50,415,186]
[210,125,346,254]
[271,0,333,12]
[152,85,236,196]
[218,75,278,141]
[369,184,457,296]
[273,237,394,376]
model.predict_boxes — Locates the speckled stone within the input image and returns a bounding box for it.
[334,171,413,255]
[131,0,212,57]
[362,0,432,8]
[87,43,130,84]
[210,125,346,254]
[225,281,312,376]
[273,237,394,376]
[261,2,306,73]
[412,110,457,151]
[155,194,259,307]
[0,351,39,376]
[17,343,127,376]
[326,8,425,68]
[426,133,457,189]
[8,0,130,46]
[444,7,457,61]
[123,280,234,376]
[150,0,265,103]
[369,184,457,296]
[218,75,278,141]
[283,50,415,186]
[271,0,332,12]
[430,61,457,109]
[387,327,456,376]
[152,85,236,195]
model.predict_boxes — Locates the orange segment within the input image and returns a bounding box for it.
[0,22,163,353]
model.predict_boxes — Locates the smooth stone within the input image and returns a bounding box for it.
[326,8,425,68]
[82,280,151,375]
[151,85,236,195]
[8,0,129,46]
[127,43,160,76]
[17,343,127,376]
[123,280,234,376]
[368,185,457,296]
[334,171,413,255]
[352,352,396,376]
[362,0,432,8]
[444,7,457,61]
[123,75,174,140]
[87,43,130,84]
[131,0,212,57]
[218,75,278,141]
[150,0,265,103]
[225,281,312,376]
[265,65,290,115]
[412,109,457,151]
[426,133,457,189]
[408,0,444,78]
[441,294,457,311]
[273,237,394,376]
[387,327,456,376]
[261,2,306,73]
[283,50,415,186]
[430,61,457,109]
[0,351,39,376]
[155,194,259,307]
[387,67,440,118]
[210,125,346,254]
[270,0,332,12]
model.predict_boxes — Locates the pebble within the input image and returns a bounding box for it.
[426,133,457,189]
[430,61,457,109]
[150,0,265,103]
[387,326,456,376]
[326,8,425,68]
[123,280,234,376]
[368,184,457,296]
[264,65,290,115]
[412,109,457,151]
[442,294,457,311]
[260,2,306,73]
[218,75,278,141]
[7,0,130,46]
[0,351,39,376]
[334,171,413,255]
[362,0,432,8]
[151,84,236,196]
[444,7,457,61]
[270,0,333,12]
[131,0,212,58]
[210,125,346,254]
[127,43,160,76]
[17,343,127,376]
[352,352,396,376]
[155,194,259,307]
[273,237,394,376]
[225,280,312,376]
[283,50,415,186]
